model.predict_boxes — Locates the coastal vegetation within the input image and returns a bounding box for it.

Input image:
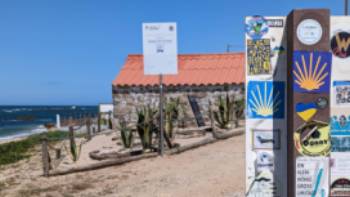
[0,131,68,166]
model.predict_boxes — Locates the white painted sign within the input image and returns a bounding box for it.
[142,22,178,75]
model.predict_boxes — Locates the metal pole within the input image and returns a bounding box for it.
[346,0,349,15]
[159,74,164,156]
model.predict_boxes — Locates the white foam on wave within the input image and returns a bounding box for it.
[0,125,47,141]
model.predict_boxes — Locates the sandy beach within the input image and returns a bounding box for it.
[0,131,245,197]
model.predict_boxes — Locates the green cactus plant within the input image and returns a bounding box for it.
[118,119,133,148]
[233,98,245,127]
[137,105,157,150]
[164,97,180,140]
[213,94,235,129]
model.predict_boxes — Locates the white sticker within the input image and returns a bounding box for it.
[297,19,323,45]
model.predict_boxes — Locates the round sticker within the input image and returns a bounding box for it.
[245,16,269,40]
[297,19,323,45]
[331,32,350,58]
[294,121,330,156]
[331,178,350,196]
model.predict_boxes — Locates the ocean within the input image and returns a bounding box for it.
[0,106,98,141]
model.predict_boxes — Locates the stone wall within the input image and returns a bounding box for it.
[112,84,244,127]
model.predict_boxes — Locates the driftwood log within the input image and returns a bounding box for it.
[89,149,144,161]
[49,152,158,176]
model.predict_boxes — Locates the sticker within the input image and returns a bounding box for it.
[297,19,323,46]
[245,16,269,40]
[296,102,318,122]
[294,121,330,156]
[252,129,281,150]
[331,32,350,58]
[296,98,329,122]
[246,171,279,197]
[296,157,329,197]
[293,51,331,93]
[331,136,350,152]
[330,153,350,196]
[247,81,285,119]
[331,114,350,134]
[255,151,274,173]
[331,178,350,197]
[246,151,279,197]
[267,19,284,28]
[247,39,272,75]
[334,81,350,106]
[272,45,285,56]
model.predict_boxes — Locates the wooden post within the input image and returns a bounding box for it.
[41,136,50,177]
[108,111,113,130]
[209,100,216,134]
[86,117,92,140]
[55,149,61,159]
[159,74,164,156]
[69,126,77,161]
[97,113,101,133]
[287,9,331,197]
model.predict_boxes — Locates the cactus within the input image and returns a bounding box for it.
[137,105,157,150]
[164,98,180,140]
[213,94,235,129]
[233,98,245,127]
[118,119,133,148]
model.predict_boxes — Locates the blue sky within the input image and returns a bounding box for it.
[0,0,345,105]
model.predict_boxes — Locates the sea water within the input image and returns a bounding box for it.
[0,106,98,141]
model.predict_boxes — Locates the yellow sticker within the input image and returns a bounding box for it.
[294,121,330,156]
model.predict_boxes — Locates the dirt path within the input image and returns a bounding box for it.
[0,134,245,197]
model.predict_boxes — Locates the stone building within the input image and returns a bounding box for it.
[112,53,245,127]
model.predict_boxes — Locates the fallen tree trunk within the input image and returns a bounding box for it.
[89,149,144,161]
[167,137,217,155]
[211,128,244,140]
[49,152,158,176]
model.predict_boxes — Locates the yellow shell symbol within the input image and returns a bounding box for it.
[248,82,281,117]
[293,53,329,91]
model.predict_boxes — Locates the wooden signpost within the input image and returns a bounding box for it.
[142,23,178,156]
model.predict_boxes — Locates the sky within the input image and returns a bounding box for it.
[0,0,346,105]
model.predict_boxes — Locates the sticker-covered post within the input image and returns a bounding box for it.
[245,16,288,196]
[287,9,332,197]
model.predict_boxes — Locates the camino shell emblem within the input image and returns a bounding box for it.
[247,81,285,119]
[293,51,331,93]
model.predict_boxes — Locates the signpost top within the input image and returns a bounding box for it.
[142,22,178,75]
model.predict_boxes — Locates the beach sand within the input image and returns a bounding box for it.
[0,132,245,197]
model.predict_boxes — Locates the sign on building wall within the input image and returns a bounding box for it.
[142,22,178,75]
[245,16,287,197]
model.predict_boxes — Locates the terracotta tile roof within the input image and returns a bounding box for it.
[113,53,245,87]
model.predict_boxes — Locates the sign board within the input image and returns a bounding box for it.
[142,22,178,75]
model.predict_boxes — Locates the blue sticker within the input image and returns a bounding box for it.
[247,81,285,119]
[293,51,332,93]
[245,16,269,40]
[332,136,350,152]
[331,115,350,135]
